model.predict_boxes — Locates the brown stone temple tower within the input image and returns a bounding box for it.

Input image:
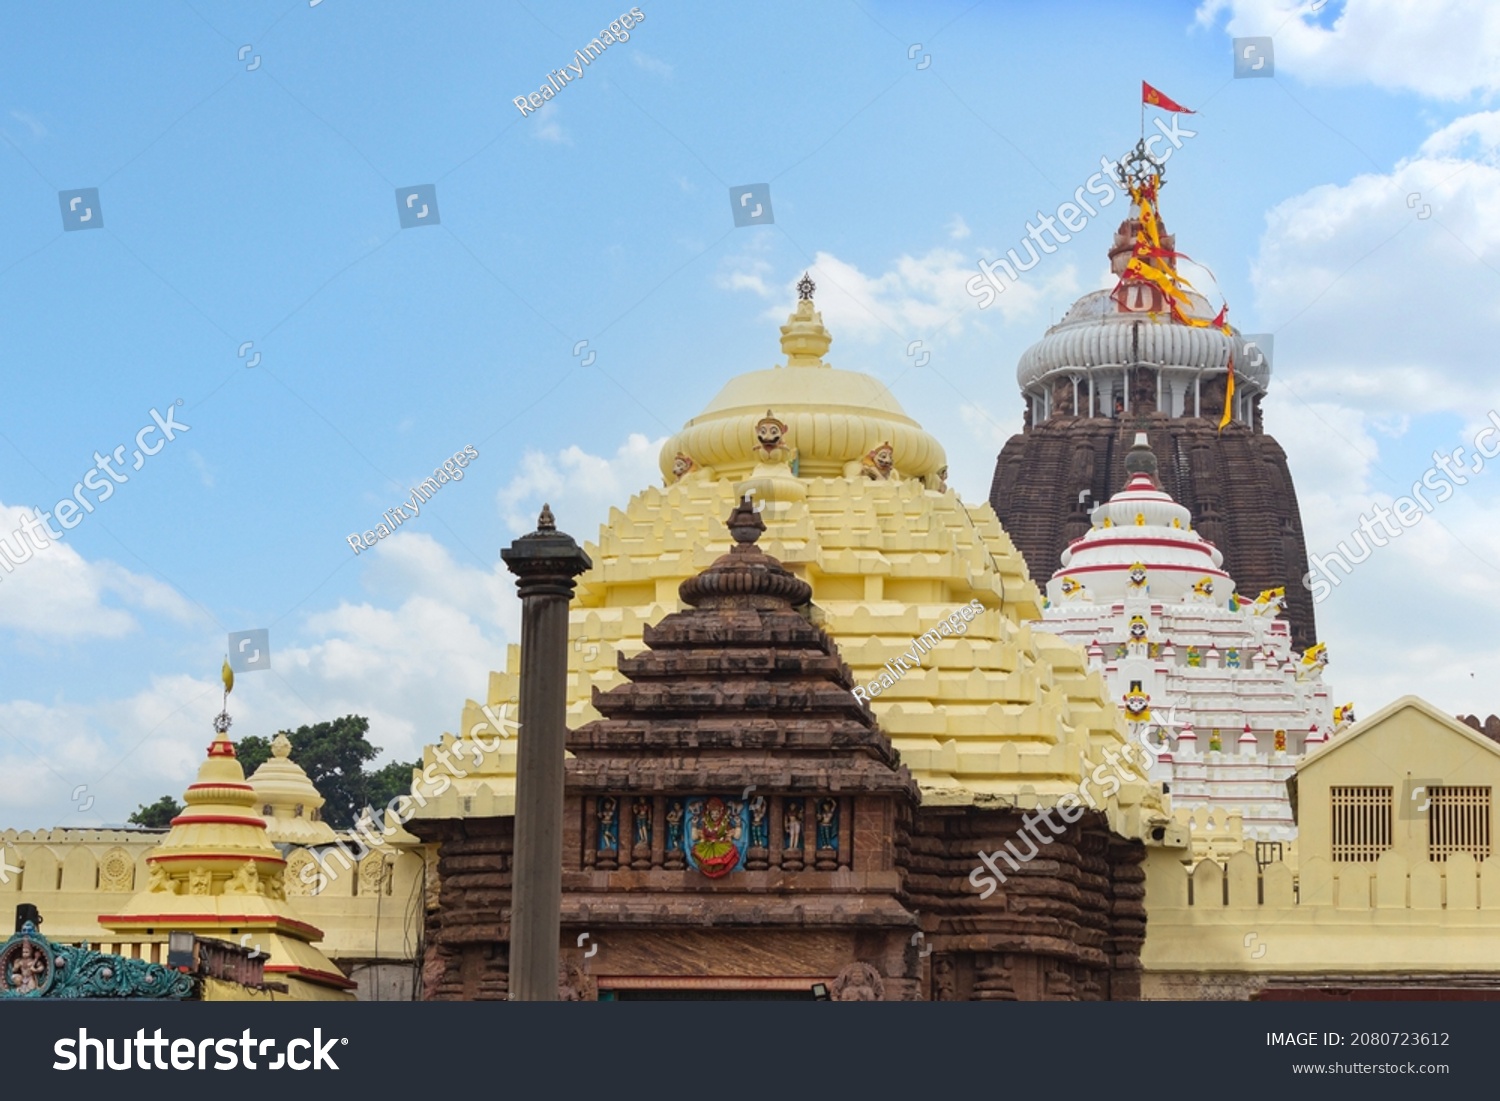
[988,170,1318,650]
[560,497,922,1000]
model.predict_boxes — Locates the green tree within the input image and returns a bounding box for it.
[235,715,418,830]
[236,734,274,778]
[128,795,182,829]
[363,758,420,818]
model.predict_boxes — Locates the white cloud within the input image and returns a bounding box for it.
[631,51,673,78]
[8,109,45,139]
[1251,110,1500,419]
[531,102,570,145]
[188,450,214,488]
[959,402,1012,450]
[947,215,971,240]
[758,249,1076,341]
[0,532,518,828]
[1196,0,1500,99]
[496,433,667,541]
[0,502,201,640]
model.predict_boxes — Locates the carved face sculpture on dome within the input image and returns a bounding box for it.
[862,441,895,481]
[1059,576,1086,600]
[1123,681,1151,723]
[1128,615,1149,642]
[670,451,696,482]
[1191,577,1214,600]
[753,410,795,468]
[1127,563,1148,591]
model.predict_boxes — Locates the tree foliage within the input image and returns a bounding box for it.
[235,714,418,831]
[127,795,182,829]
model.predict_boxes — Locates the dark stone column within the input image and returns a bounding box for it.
[501,504,591,1001]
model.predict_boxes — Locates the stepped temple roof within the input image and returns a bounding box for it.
[409,281,1167,842]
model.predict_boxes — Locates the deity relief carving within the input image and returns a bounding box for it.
[781,799,805,871]
[147,865,178,895]
[668,451,698,484]
[752,411,798,473]
[3,937,49,995]
[186,869,213,896]
[227,861,263,896]
[860,440,896,481]
[631,797,653,870]
[830,961,885,1002]
[663,799,686,871]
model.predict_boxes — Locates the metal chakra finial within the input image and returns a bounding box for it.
[796,272,816,301]
[1116,137,1166,190]
[537,503,556,532]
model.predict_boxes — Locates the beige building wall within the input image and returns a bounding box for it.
[1143,696,1500,999]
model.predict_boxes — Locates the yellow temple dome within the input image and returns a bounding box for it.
[410,282,1164,841]
[247,733,338,847]
[660,279,946,483]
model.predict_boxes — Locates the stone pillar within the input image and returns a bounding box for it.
[501,504,592,1001]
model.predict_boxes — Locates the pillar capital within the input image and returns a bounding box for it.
[501,504,593,597]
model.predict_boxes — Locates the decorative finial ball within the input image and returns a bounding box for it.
[796,273,816,301]
[727,496,766,545]
[272,732,292,759]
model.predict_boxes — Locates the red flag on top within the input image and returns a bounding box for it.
[1142,81,1195,114]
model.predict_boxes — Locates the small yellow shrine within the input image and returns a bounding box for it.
[96,706,356,1001]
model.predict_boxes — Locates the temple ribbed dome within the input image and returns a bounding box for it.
[660,295,946,481]
[1016,288,1262,391]
[247,733,338,846]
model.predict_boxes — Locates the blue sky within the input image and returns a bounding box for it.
[4,0,1500,827]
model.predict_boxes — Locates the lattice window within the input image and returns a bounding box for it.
[1330,786,1392,862]
[1427,786,1491,862]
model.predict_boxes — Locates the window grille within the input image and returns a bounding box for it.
[1330,786,1392,862]
[1427,786,1491,862]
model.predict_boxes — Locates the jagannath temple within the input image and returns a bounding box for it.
[406,273,1169,1001]
[989,145,1318,651]
[9,136,1500,1003]
[1034,430,1337,839]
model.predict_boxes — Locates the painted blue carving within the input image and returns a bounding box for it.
[1,923,195,1000]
